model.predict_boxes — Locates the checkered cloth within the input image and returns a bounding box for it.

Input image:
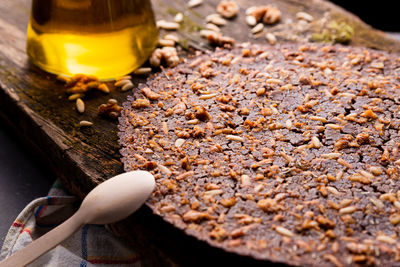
[0,180,142,266]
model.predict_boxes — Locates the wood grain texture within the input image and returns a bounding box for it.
[1,0,400,265]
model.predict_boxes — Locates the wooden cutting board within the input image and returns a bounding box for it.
[1,0,399,265]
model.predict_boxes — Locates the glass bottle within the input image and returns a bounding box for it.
[27,0,158,80]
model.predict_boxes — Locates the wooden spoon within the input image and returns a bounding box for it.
[0,170,155,267]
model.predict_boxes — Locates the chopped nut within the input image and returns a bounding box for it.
[263,6,281,24]
[150,47,179,68]
[257,198,279,212]
[98,99,123,119]
[141,87,161,100]
[220,197,237,207]
[159,39,175,47]
[132,98,151,109]
[217,0,239,18]
[182,210,213,222]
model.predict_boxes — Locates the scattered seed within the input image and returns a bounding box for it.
[206,14,227,26]
[246,15,257,26]
[115,79,131,87]
[325,124,342,130]
[296,11,314,22]
[285,119,293,129]
[360,170,374,180]
[156,20,180,30]
[97,83,110,93]
[187,119,200,125]
[231,56,241,64]
[188,0,203,8]
[258,51,269,59]
[79,120,93,127]
[76,98,85,113]
[116,75,132,81]
[121,81,134,92]
[326,186,339,195]
[164,34,180,42]
[370,62,384,69]
[57,75,71,83]
[390,214,400,225]
[310,116,327,123]
[265,33,277,45]
[376,235,396,244]
[241,174,251,186]
[275,226,294,237]
[205,23,221,32]
[68,93,84,101]
[199,93,218,99]
[339,206,357,214]
[174,12,184,23]
[311,136,322,148]
[134,67,152,75]
[321,153,342,159]
[175,138,185,148]
[251,23,264,34]
[369,198,384,209]
[159,39,175,47]
[226,135,244,142]
[158,164,172,175]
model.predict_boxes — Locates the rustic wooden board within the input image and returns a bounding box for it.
[1,0,400,265]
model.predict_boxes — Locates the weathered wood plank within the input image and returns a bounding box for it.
[1,0,400,265]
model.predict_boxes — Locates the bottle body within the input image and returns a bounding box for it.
[27,0,158,80]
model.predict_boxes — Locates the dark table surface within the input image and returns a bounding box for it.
[0,123,54,247]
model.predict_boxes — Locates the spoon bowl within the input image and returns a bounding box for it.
[0,170,155,267]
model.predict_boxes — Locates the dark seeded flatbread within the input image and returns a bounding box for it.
[119,42,400,266]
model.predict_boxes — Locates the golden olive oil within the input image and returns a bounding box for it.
[27,0,158,80]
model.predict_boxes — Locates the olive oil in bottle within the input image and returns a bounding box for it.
[27,0,158,80]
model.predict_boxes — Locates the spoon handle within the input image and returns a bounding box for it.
[0,212,84,267]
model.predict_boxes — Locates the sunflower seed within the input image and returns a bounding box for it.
[206,14,227,26]
[134,67,152,75]
[159,39,175,47]
[205,23,221,32]
[251,23,264,34]
[164,34,180,42]
[188,0,203,8]
[296,12,314,22]
[79,120,93,127]
[275,226,294,237]
[121,81,134,92]
[265,33,277,45]
[68,93,84,101]
[76,98,85,113]
[156,20,180,30]
[174,12,184,23]
[245,15,257,26]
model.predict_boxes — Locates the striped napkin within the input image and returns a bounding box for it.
[0,180,142,266]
